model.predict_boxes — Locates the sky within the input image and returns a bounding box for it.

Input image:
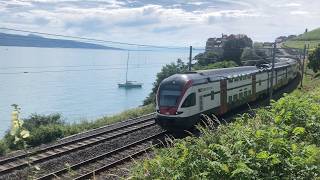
[0,0,319,47]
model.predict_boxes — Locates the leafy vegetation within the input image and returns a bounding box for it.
[308,45,320,74]
[194,52,220,66]
[130,77,320,179]
[222,35,253,65]
[143,59,188,105]
[1,104,154,154]
[193,61,238,70]
[0,140,7,155]
[240,48,269,66]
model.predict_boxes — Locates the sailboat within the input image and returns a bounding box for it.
[118,51,143,88]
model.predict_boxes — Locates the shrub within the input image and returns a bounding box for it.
[26,125,64,147]
[3,132,24,150]
[0,140,7,155]
[22,113,64,131]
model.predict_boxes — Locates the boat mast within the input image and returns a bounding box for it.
[125,51,129,83]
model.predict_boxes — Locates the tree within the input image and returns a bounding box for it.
[222,35,253,65]
[194,52,220,66]
[241,47,261,61]
[307,45,320,73]
[240,47,269,65]
[143,59,188,105]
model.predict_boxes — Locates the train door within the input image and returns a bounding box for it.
[252,74,256,101]
[199,95,203,112]
[219,79,227,114]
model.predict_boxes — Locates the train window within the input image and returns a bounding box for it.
[228,79,233,83]
[259,80,262,86]
[248,90,252,95]
[233,94,238,101]
[244,91,248,97]
[159,90,181,107]
[211,91,215,100]
[228,96,232,103]
[181,93,196,108]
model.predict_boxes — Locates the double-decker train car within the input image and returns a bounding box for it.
[155,58,299,130]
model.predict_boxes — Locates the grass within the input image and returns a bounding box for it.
[294,27,320,41]
[282,40,320,49]
[129,72,320,179]
[283,27,320,49]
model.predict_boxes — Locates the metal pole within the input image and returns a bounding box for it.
[189,46,192,71]
[269,41,276,104]
[125,51,129,83]
[300,44,306,87]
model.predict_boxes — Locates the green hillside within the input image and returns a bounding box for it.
[283,27,320,49]
[294,28,320,41]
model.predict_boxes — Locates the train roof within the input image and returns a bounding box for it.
[161,58,297,86]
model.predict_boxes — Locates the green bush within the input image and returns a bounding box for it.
[22,113,64,131]
[4,132,25,150]
[26,125,64,147]
[0,140,8,155]
[130,88,320,179]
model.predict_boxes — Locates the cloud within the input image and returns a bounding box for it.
[0,0,319,45]
[152,25,187,33]
[290,11,309,15]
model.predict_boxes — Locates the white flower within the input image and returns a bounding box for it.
[20,130,30,139]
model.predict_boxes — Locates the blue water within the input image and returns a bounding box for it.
[0,46,198,136]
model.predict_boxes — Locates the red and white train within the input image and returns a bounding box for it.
[155,58,299,129]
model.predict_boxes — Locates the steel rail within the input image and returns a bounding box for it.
[36,131,166,180]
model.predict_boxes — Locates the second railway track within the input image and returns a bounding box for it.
[0,113,156,176]
[37,131,166,180]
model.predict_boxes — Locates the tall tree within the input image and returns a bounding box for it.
[194,52,220,66]
[222,35,253,65]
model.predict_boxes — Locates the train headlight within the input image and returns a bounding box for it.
[175,111,183,115]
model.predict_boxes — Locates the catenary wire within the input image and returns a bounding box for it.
[0,27,193,50]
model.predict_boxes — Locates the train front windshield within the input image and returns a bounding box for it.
[159,90,181,107]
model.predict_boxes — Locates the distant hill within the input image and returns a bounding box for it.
[0,33,123,50]
[294,28,320,41]
[282,27,320,49]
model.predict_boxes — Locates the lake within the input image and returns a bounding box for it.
[0,46,200,136]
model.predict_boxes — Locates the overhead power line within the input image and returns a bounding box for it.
[0,63,168,70]
[0,27,194,50]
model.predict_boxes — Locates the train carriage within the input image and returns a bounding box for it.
[156,58,298,130]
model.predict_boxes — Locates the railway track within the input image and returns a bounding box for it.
[37,131,166,180]
[0,113,156,176]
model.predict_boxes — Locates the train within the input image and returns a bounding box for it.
[155,58,299,130]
